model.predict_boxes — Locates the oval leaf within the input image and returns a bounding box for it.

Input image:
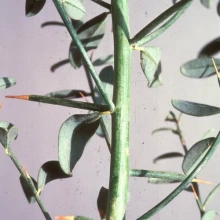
[0,77,16,90]
[62,0,86,20]
[37,161,70,191]
[26,0,46,17]
[203,183,220,209]
[58,113,100,175]
[202,210,216,220]
[0,122,18,149]
[172,100,220,116]
[201,0,214,8]
[180,57,220,78]
[153,152,184,163]
[93,55,114,66]
[140,47,162,88]
[19,175,37,204]
[182,137,215,175]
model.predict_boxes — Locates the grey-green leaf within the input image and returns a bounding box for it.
[19,175,37,204]
[58,113,100,175]
[93,55,114,66]
[0,122,18,149]
[182,137,215,175]
[45,90,90,99]
[180,57,220,78]
[25,0,46,17]
[62,0,86,20]
[37,161,70,191]
[201,0,214,8]
[0,77,16,90]
[202,210,216,220]
[203,183,220,210]
[140,47,162,88]
[153,152,184,163]
[172,100,220,117]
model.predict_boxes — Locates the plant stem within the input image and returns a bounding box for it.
[6,147,52,220]
[106,0,131,219]
[52,0,115,111]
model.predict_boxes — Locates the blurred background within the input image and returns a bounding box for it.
[1,0,220,219]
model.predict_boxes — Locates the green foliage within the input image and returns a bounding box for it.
[201,0,214,8]
[0,77,16,90]
[25,0,46,17]
[93,55,114,66]
[58,113,101,175]
[201,210,216,220]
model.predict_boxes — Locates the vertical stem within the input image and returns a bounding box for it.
[106,0,131,219]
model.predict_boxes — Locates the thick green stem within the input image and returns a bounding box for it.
[106,0,131,219]
[7,147,52,220]
[52,0,115,111]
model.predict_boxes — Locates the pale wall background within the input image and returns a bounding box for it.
[1,1,220,219]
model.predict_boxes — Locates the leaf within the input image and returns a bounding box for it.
[58,113,101,175]
[199,37,220,57]
[37,161,70,192]
[203,183,220,209]
[180,57,220,78]
[19,175,37,204]
[182,137,215,175]
[202,129,215,139]
[0,77,16,90]
[152,127,177,135]
[201,0,214,8]
[218,1,220,16]
[201,210,216,220]
[153,152,184,163]
[25,0,46,17]
[165,111,176,122]
[93,55,114,66]
[172,100,220,117]
[140,47,162,88]
[0,122,18,149]
[69,12,108,68]
[62,0,86,20]
[97,187,108,219]
[44,90,90,99]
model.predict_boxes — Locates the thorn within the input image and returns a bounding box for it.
[5,95,29,100]
[212,58,220,78]
[192,178,213,185]
[55,216,74,220]
[79,92,89,102]
[0,102,3,110]
[191,184,199,200]
[22,166,30,178]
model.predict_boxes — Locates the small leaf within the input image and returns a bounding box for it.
[153,152,184,163]
[93,55,114,66]
[58,113,100,175]
[0,122,18,149]
[37,161,70,191]
[140,47,162,88]
[0,77,16,90]
[152,127,177,135]
[201,0,214,8]
[44,90,90,99]
[165,111,176,122]
[25,0,46,17]
[62,0,86,20]
[19,175,37,204]
[69,12,108,68]
[202,210,216,220]
[203,183,220,210]
[180,57,220,78]
[182,137,215,175]
[172,100,220,117]
[97,187,108,219]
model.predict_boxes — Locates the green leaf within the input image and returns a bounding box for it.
[37,161,70,192]
[165,111,176,122]
[202,210,216,220]
[19,175,37,204]
[131,0,192,46]
[44,90,90,99]
[203,183,220,210]
[58,113,101,175]
[152,127,177,135]
[25,0,46,17]
[0,77,16,90]
[93,55,114,66]
[182,137,215,175]
[62,0,86,20]
[201,0,214,8]
[140,47,162,88]
[172,100,220,117]
[97,187,108,219]
[69,12,108,68]
[153,152,184,163]
[0,122,18,149]
[202,129,215,139]
[180,57,220,78]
